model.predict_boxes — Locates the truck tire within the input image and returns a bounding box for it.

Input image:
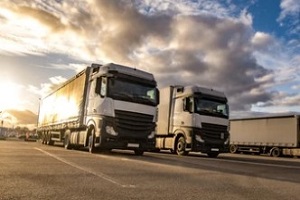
[42,133,47,145]
[46,134,54,145]
[270,147,281,157]
[88,127,97,153]
[176,137,188,156]
[229,145,238,154]
[64,134,72,150]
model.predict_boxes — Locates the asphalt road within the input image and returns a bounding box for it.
[1,140,300,200]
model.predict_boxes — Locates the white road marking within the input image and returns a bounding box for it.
[34,148,136,188]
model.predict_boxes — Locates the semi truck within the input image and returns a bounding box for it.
[229,114,300,157]
[37,63,159,155]
[155,85,230,157]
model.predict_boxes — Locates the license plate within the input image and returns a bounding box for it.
[211,148,219,152]
[128,143,139,148]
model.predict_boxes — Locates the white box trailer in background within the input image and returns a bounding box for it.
[37,63,159,155]
[229,115,300,157]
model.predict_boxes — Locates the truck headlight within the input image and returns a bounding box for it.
[195,135,204,142]
[148,131,155,139]
[105,126,118,136]
[224,137,229,145]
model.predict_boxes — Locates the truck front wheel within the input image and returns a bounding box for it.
[229,145,238,154]
[176,137,188,156]
[88,127,97,153]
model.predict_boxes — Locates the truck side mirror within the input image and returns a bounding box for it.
[183,98,189,112]
[156,88,160,105]
[183,98,193,113]
[100,77,107,97]
[95,77,107,97]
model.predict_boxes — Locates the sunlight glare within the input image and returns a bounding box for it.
[0,80,22,111]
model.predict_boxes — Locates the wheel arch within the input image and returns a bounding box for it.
[86,118,97,129]
[85,120,97,147]
[173,129,187,150]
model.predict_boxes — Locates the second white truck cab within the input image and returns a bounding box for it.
[155,85,230,157]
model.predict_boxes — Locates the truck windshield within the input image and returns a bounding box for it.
[194,98,229,118]
[107,78,158,106]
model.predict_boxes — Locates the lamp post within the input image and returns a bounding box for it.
[0,111,3,136]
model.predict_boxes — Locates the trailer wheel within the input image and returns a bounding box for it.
[46,134,54,146]
[42,133,47,145]
[229,145,238,154]
[176,137,188,156]
[270,147,281,157]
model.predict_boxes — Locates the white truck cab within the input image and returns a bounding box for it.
[156,85,229,157]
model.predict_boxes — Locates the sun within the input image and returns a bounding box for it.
[0,80,22,111]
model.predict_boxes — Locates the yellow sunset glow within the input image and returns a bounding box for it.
[0,80,22,111]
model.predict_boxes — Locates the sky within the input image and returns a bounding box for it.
[0,0,299,121]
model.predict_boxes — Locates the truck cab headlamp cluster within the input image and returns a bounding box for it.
[148,131,155,139]
[195,135,204,142]
[105,126,118,136]
[224,137,229,145]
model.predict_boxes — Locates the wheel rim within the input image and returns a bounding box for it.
[230,145,237,153]
[176,137,185,154]
[177,143,182,151]
[271,148,280,157]
[177,142,183,152]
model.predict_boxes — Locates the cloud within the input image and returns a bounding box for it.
[41,76,67,96]
[277,0,300,37]
[52,63,88,73]
[28,75,66,98]
[278,0,300,21]
[256,91,300,108]
[1,0,297,115]
[49,76,67,85]
[251,32,276,51]
[135,0,236,17]
[292,84,300,90]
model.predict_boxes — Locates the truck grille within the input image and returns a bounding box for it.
[115,110,155,138]
[201,123,228,142]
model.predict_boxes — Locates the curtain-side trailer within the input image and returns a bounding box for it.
[229,115,300,157]
[37,63,159,155]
